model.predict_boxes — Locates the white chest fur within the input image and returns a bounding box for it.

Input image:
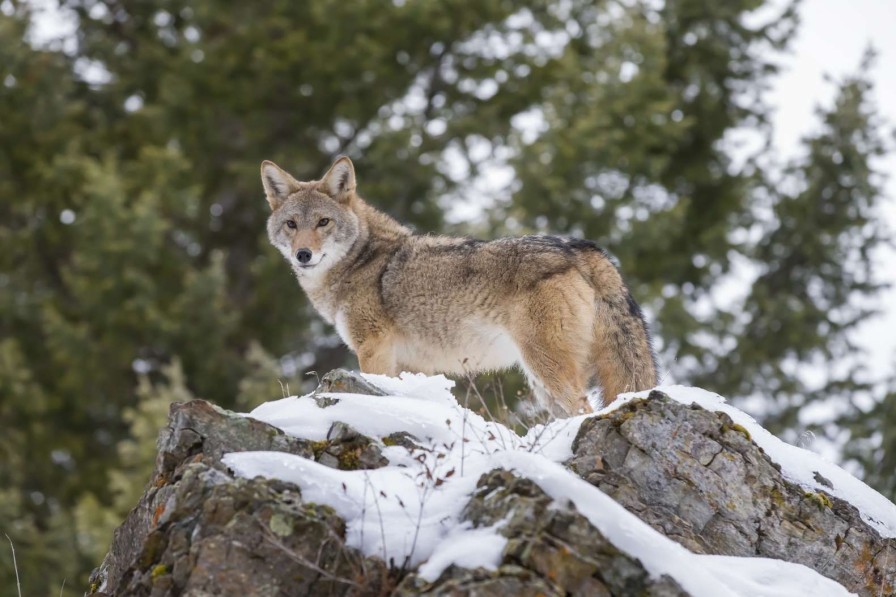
[334,309,355,350]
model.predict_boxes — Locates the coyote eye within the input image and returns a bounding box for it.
[286,220,297,229]
[317,218,330,227]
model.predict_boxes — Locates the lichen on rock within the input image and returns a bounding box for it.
[396,469,688,596]
[568,391,895,595]
[87,372,895,597]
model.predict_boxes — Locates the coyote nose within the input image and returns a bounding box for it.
[296,249,313,264]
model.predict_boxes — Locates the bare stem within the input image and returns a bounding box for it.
[5,534,21,597]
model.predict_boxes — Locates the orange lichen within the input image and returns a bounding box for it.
[152,503,166,526]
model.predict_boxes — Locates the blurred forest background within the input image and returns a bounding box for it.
[2,0,895,593]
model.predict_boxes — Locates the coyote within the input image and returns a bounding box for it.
[261,157,657,417]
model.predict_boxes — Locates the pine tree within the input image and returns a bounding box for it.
[2,1,894,593]
[74,360,196,565]
[692,57,891,434]
[844,381,896,500]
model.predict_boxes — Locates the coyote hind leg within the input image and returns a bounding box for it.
[518,345,592,417]
[514,275,594,417]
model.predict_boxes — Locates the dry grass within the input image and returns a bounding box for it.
[5,534,21,597]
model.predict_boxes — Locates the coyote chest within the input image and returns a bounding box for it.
[262,156,658,417]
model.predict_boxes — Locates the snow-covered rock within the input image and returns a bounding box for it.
[89,370,896,596]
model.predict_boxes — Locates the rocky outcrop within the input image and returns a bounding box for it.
[88,371,895,596]
[396,470,687,596]
[89,399,315,595]
[88,379,394,596]
[105,463,392,596]
[567,392,895,596]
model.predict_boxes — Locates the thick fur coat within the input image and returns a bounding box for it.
[262,157,657,416]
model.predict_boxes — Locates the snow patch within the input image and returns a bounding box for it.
[416,523,508,581]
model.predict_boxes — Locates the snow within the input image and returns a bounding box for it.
[222,372,894,595]
[416,524,508,580]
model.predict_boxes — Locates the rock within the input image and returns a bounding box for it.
[89,399,318,595]
[568,390,896,596]
[397,565,558,597]
[88,397,391,596]
[396,470,687,596]
[381,431,422,452]
[106,462,392,596]
[313,421,389,470]
[88,374,895,596]
[314,368,388,402]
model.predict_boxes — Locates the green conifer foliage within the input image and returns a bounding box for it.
[845,383,896,500]
[693,61,890,428]
[1,1,893,592]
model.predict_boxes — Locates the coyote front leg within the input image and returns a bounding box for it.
[356,335,398,377]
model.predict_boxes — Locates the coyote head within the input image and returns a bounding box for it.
[261,157,361,280]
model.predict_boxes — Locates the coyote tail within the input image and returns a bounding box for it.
[584,248,658,400]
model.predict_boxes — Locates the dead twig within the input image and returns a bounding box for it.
[5,534,21,597]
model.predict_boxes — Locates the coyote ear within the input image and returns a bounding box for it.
[319,156,356,203]
[260,161,298,210]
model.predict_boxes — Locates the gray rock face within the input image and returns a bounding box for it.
[110,463,391,596]
[89,399,318,595]
[568,390,896,596]
[88,371,895,596]
[88,395,392,596]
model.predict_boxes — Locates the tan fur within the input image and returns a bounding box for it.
[261,157,658,417]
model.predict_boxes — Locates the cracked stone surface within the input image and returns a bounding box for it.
[568,390,896,596]
[88,373,895,596]
[396,470,687,596]
[104,463,392,596]
[87,397,391,596]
